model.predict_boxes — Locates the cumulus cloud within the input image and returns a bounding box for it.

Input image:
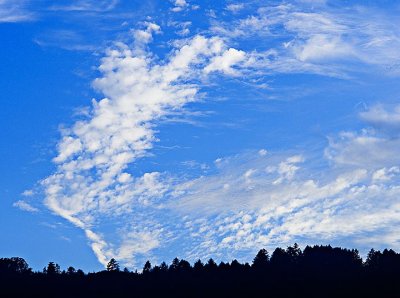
[170,0,199,12]
[13,200,39,212]
[171,0,188,12]
[132,22,161,49]
[42,25,246,267]
[204,48,246,75]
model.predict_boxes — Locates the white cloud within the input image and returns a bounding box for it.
[39,3,400,268]
[50,0,119,12]
[281,11,356,62]
[0,0,34,23]
[292,34,354,62]
[13,200,39,212]
[226,4,244,13]
[169,21,192,36]
[258,149,268,156]
[211,15,270,39]
[170,145,400,260]
[42,27,246,267]
[171,0,188,12]
[204,48,246,75]
[33,30,97,52]
[132,22,161,48]
[360,104,400,134]
[325,103,400,170]
[372,167,399,182]
[175,0,187,6]
[211,3,400,77]
[22,189,34,196]
[325,130,400,168]
[273,155,304,184]
[166,102,400,260]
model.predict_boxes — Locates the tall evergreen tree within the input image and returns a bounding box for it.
[106,258,120,272]
[143,260,152,274]
[253,248,270,269]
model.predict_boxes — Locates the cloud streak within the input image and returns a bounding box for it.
[13,200,39,212]
[0,0,34,23]
[49,0,119,12]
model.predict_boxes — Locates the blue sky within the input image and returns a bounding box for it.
[2,0,400,271]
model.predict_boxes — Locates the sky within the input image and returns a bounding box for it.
[1,0,400,272]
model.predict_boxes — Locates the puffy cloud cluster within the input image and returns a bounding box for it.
[42,24,247,267]
[132,22,161,48]
[171,0,188,12]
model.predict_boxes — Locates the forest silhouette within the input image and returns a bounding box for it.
[1,244,400,297]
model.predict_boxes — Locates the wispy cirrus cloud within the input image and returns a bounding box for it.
[34,30,97,51]
[211,2,400,77]
[13,200,39,212]
[49,0,119,12]
[0,0,34,23]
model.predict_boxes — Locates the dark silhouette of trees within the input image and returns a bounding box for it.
[142,260,152,273]
[1,245,400,297]
[159,261,168,272]
[193,259,203,271]
[205,258,217,271]
[106,258,119,272]
[66,266,76,275]
[169,257,180,271]
[43,262,61,275]
[123,267,130,273]
[0,257,30,274]
[252,248,269,269]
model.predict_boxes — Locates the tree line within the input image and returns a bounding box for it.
[1,244,400,297]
